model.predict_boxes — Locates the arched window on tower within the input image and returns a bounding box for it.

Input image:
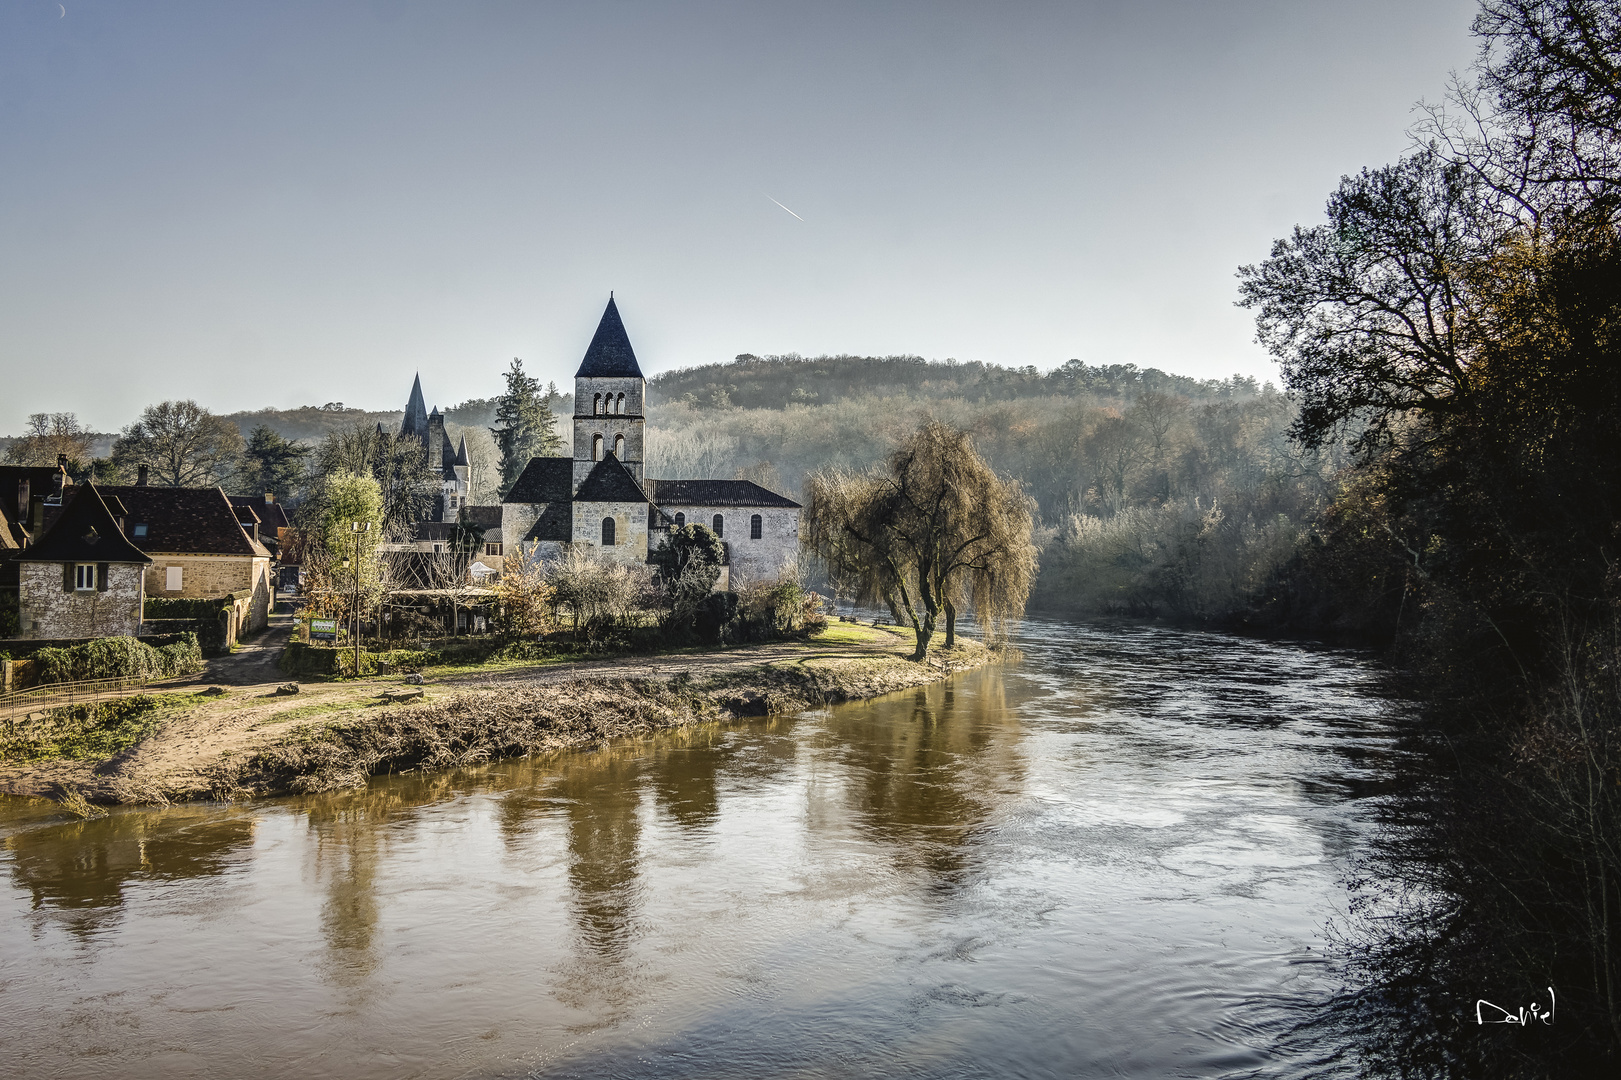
[674,512,685,527]
[750,514,762,539]
[593,393,602,415]
[712,514,724,538]
[602,517,616,546]
[613,434,625,458]
[592,433,603,461]
[616,392,626,414]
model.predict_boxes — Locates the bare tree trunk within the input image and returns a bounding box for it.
[944,599,956,649]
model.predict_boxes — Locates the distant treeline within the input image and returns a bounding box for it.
[648,353,1270,411]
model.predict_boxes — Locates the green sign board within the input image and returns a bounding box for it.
[310,619,338,641]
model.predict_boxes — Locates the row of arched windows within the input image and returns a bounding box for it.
[590,433,626,461]
[668,513,763,540]
[592,392,629,415]
[599,513,767,547]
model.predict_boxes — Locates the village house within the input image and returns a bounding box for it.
[11,483,151,639]
[98,475,275,640]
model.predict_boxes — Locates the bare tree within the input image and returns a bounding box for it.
[110,400,244,487]
[804,420,1038,661]
[5,413,94,468]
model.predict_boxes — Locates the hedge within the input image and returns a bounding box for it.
[32,634,205,685]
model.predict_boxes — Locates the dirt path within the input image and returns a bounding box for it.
[0,624,953,805]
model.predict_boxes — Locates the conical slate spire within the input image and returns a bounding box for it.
[574,296,643,378]
[401,374,429,439]
[454,434,469,467]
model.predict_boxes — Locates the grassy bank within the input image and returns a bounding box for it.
[1,624,995,807]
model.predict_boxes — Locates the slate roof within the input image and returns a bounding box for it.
[1,465,70,508]
[13,484,151,565]
[459,505,503,529]
[574,297,644,379]
[574,454,650,503]
[401,374,429,440]
[453,435,470,467]
[413,521,458,542]
[227,495,292,532]
[648,478,801,508]
[503,457,575,503]
[97,485,272,557]
[525,503,573,542]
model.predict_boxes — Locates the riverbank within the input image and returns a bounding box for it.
[0,623,994,807]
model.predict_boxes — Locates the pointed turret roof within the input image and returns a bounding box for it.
[401,374,429,439]
[454,435,469,467]
[574,296,644,379]
[574,452,650,503]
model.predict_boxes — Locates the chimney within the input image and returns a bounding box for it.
[16,478,27,519]
[264,491,275,504]
[137,464,150,487]
[55,454,69,497]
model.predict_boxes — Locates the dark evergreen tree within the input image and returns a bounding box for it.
[238,425,310,500]
[491,358,562,496]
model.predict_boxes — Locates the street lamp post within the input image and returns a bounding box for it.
[351,521,371,675]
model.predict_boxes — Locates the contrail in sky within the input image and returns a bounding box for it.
[767,196,804,222]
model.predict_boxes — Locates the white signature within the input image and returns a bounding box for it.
[1476,987,1555,1026]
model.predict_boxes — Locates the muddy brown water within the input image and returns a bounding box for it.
[0,619,1410,1078]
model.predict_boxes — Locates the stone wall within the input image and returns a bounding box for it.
[144,554,272,633]
[17,562,144,639]
[573,500,651,563]
[660,505,800,588]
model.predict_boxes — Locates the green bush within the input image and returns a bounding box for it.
[144,596,232,620]
[33,634,204,685]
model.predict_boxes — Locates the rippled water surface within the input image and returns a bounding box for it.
[0,620,1412,1078]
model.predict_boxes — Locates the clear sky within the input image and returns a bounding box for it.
[1,0,1480,432]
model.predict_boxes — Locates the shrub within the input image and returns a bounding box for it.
[33,634,203,685]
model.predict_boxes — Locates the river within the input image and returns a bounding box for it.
[0,619,1411,1078]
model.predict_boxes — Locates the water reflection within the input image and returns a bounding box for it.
[0,620,1411,1080]
[821,674,1024,886]
[4,810,255,938]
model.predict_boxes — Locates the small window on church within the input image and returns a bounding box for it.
[616,392,626,414]
[750,514,762,540]
[674,512,685,527]
[713,514,724,538]
[593,393,602,415]
[613,434,625,458]
[593,433,603,461]
[602,518,616,546]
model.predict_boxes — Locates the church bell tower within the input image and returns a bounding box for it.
[572,296,647,489]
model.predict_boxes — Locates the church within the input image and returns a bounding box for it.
[401,298,801,588]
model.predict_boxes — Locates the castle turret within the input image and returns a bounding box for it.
[573,296,646,490]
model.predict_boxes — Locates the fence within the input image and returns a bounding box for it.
[0,672,189,731]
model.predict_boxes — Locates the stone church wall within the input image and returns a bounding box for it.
[662,505,801,588]
[574,500,650,563]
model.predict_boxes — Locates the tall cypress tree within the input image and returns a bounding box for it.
[491,358,562,496]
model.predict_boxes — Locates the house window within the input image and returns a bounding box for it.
[674,512,685,527]
[75,563,96,591]
[133,523,148,537]
[750,514,763,539]
[165,566,183,591]
[486,543,503,556]
[592,433,604,461]
[602,517,615,546]
[613,434,625,458]
[712,514,724,537]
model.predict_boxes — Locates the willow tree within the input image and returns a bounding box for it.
[805,420,1037,661]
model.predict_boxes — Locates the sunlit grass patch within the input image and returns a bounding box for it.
[0,693,194,763]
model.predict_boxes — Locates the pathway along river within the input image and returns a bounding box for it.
[0,619,1413,1078]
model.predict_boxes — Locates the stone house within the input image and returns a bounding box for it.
[11,483,151,639]
[97,483,275,638]
[501,297,801,587]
